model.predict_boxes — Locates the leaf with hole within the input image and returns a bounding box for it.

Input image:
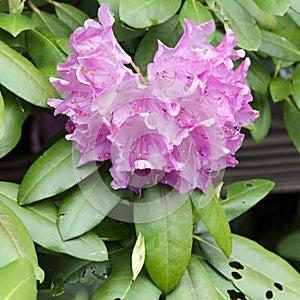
[18,138,98,204]
[199,234,300,300]
[0,258,37,300]
[0,39,59,107]
[92,251,161,299]
[0,182,108,261]
[134,185,193,293]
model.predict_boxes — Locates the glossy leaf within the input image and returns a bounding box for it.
[270,77,292,102]
[0,91,5,142]
[191,186,232,257]
[26,28,66,68]
[119,0,181,29]
[134,14,183,75]
[259,30,300,62]
[0,39,59,107]
[0,258,37,300]
[18,138,98,205]
[31,11,72,38]
[167,255,219,300]
[250,93,271,143]
[292,62,300,109]
[179,0,213,30]
[134,185,193,293]
[199,234,300,300]
[215,0,261,50]
[278,230,300,261]
[57,172,121,241]
[52,1,89,31]
[283,100,300,153]
[92,251,161,300]
[253,0,292,16]
[0,90,30,158]
[246,54,271,95]
[0,182,108,261]
[132,232,145,282]
[0,199,44,282]
[0,13,32,37]
[221,179,274,222]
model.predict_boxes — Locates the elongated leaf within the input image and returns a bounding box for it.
[283,100,300,153]
[0,13,32,37]
[119,0,181,29]
[0,258,37,300]
[246,54,271,95]
[216,0,261,50]
[134,14,183,75]
[0,182,108,261]
[0,200,44,281]
[0,90,30,158]
[132,232,145,282]
[134,185,193,293]
[250,93,271,143]
[92,251,161,299]
[270,77,292,102]
[0,92,5,142]
[253,0,292,16]
[26,28,66,68]
[191,186,231,257]
[179,0,213,29]
[57,172,121,240]
[199,234,300,300]
[31,10,72,38]
[52,1,89,31]
[292,62,300,109]
[278,230,300,261]
[18,138,98,204]
[167,255,219,300]
[0,39,59,107]
[221,179,274,222]
[259,30,300,62]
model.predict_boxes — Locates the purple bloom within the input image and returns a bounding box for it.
[48,4,258,196]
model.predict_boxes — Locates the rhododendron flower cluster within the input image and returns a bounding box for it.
[48,3,258,196]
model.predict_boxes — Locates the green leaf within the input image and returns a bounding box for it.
[26,28,66,68]
[92,251,161,299]
[221,179,274,222]
[18,138,98,205]
[0,90,30,158]
[166,255,219,300]
[0,13,32,37]
[119,0,181,29]
[250,93,271,143]
[134,14,183,75]
[259,30,300,62]
[278,230,300,261]
[215,0,261,50]
[132,232,145,282]
[51,255,109,296]
[292,62,300,109]
[52,1,89,31]
[253,0,292,16]
[57,172,121,241]
[199,234,300,300]
[113,24,146,42]
[191,186,232,257]
[0,39,59,107]
[0,199,44,282]
[283,100,300,153]
[134,185,193,293]
[270,77,292,102]
[0,181,108,261]
[179,0,214,30]
[246,54,271,95]
[0,258,37,300]
[0,91,5,142]
[31,11,72,38]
